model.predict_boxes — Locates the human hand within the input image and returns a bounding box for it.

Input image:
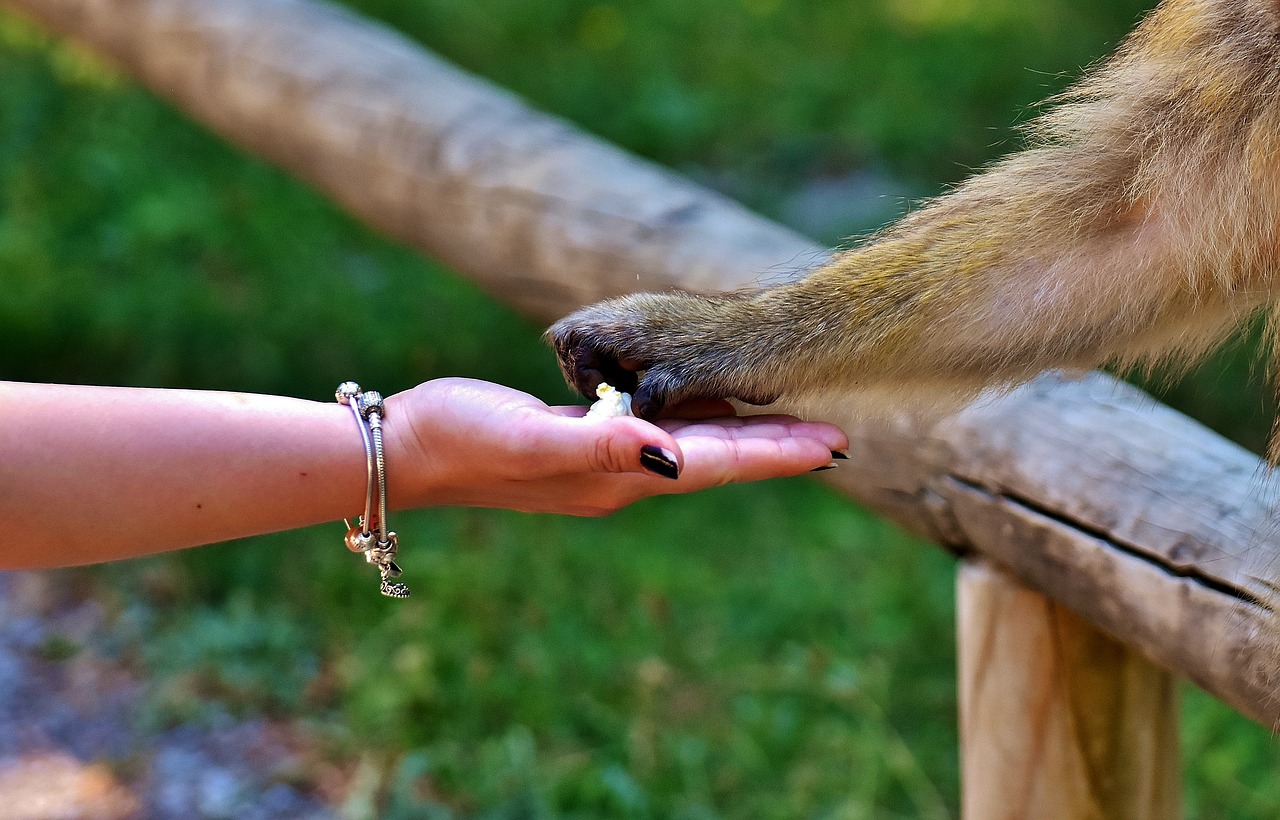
[384,378,847,516]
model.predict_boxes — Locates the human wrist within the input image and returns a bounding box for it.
[380,383,450,510]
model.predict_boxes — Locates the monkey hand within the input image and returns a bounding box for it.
[547,291,782,419]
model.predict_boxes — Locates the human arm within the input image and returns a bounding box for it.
[0,379,846,569]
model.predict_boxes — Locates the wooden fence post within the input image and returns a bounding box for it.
[957,559,1181,820]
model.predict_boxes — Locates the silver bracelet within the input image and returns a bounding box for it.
[336,381,410,599]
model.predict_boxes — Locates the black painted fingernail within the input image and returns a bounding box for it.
[811,463,838,472]
[830,451,849,460]
[640,445,680,480]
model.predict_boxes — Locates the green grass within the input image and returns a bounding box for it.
[3,2,1280,816]
[102,481,957,818]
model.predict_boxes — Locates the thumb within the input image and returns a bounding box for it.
[527,415,685,480]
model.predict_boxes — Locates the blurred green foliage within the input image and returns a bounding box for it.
[2,0,1278,816]
[348,0,1146,203]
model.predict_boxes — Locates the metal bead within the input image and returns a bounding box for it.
[335,381,361,405]
[362,533,395,561]
[357,390,384,418]
[344,525,374,553]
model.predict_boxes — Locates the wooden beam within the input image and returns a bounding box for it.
[830,372,1280,727]
[1,0,820,321]
[958,560,1180,820]
[7,0,1279,725]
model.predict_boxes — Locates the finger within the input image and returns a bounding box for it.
[560,426,845,507]
[631,379,669,420]
[516,414,686,480]
[668,434,837,489]
[517,417,847,511]
[661,416,849,453]
[570,344,639,398]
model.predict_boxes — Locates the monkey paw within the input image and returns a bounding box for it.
[547,292,779,419]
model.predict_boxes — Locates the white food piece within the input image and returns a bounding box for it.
[584,382,635,419]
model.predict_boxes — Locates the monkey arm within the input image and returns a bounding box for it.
[550,0,1280,419]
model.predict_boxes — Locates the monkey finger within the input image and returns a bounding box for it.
[567,343,639,399]
[631,375,674,420]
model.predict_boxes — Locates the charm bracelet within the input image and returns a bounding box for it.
[336,381,410,598]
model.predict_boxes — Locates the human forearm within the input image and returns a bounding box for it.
[0,378,847,570]
[0,381,367,568]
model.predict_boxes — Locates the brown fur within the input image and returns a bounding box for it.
[549,0,1280,458]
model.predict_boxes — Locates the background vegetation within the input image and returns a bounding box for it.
[2,0,1277,816]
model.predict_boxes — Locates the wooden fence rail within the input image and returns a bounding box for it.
[8,0,1278,813]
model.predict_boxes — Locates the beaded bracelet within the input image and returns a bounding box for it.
[336,381,410,598]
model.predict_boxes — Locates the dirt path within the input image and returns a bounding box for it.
[0,571,340,819]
